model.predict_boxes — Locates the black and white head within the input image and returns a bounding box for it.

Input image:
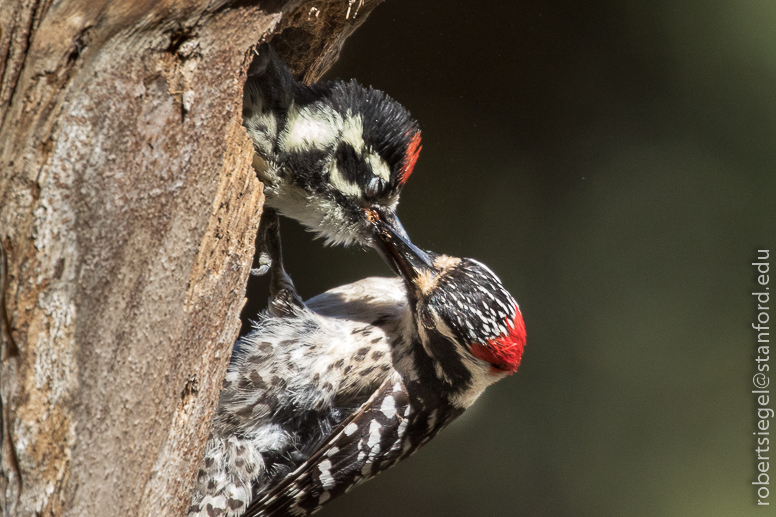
[244,44,422,248]
[371,216,526,407]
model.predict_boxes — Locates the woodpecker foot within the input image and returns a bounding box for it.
[250,266,269,277]
[251,249,272,277]
[252,206,280,277]
[258,208,305,317]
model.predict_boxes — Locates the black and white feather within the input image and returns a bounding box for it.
[243,44,422,247]
[188,242,526,517]
[187,277,412,517]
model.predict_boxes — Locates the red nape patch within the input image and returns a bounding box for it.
[398,132,422,185]
[470,307,526,374]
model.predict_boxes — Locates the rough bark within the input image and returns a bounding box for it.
[0,0,381,515]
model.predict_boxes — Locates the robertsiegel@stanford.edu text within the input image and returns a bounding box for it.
[753,249,771,506]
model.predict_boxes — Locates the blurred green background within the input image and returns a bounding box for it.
[244,1,776,515]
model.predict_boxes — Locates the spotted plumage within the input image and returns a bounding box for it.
[188,216,526,517]
[188,277,403,517]
[243,43,421,248]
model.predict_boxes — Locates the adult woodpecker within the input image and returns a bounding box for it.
[243,44,421,266]
[188,212,526,517]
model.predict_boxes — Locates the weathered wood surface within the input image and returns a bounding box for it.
[0,0,381,515]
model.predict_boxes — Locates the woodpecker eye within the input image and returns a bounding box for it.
[365,176,384,198]
[418,305,435,329]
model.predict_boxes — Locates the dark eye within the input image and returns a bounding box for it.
[419,305,434,329]
[365,176,383,198]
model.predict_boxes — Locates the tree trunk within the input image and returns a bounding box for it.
[0,1,380,515]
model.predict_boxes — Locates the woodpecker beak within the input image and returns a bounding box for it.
[370,207,411,243]
[372,215,434,282]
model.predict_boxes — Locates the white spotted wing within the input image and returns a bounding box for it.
[244,375,411,517]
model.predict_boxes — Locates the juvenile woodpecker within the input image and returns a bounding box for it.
[243,43,421,252]
[188,213,526,517]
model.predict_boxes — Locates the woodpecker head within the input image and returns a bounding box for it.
[246,44,422,248]
[372,216,526,405]
[286,80,421,248]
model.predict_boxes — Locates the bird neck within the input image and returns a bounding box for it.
[391,320,497,413]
